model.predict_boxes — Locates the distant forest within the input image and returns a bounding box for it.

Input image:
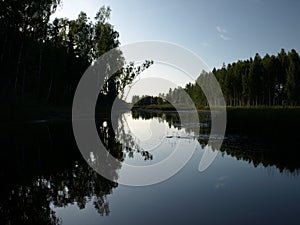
[133,49,300,108]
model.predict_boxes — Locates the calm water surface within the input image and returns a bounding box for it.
[1,111,300,225]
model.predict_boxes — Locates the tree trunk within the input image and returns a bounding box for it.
[0,32,8,65]
[37,48,43,99]
[22,66,26,99]
[15,41,24,98]
[47,75,53,103]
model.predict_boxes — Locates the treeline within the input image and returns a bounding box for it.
[132,95,165,106]
[161,49,300,107]
[1,1,116,106]
[0,1,150,119]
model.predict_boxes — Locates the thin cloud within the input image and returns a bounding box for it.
[216,26,227,34]
[220,34,231,41]
[217,26,231,41]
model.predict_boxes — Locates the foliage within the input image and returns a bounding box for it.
[0,2,148,120]
[162,49,300,107]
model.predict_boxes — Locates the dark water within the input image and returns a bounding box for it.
[1,111,300,225]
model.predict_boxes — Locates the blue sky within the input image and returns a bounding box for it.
[52,0,300,69]
[51,0,300,98]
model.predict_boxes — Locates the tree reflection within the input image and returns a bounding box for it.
[114,114,153,160]
[0,159,116,225]
[0,115,151,225]
[2,110,299,224]
[131,109,300,174]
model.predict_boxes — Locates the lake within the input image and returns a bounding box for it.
[1,110,300,225]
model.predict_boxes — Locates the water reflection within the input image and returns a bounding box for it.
[0,112,156,224]
[131,109,300,174]
[1,110,300,224]
[0,121,120,225]
[111,115,153,160]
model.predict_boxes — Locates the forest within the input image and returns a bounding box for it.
[2,0,300,120]
[0,0,152,120]
[137,49,300,108]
